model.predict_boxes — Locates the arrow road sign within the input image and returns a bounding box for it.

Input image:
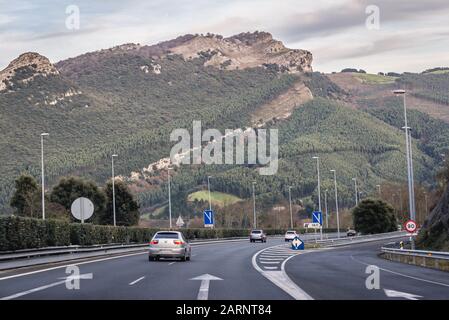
[384,288,422,300]
[190,273,223,300]
[291,236,304,250]
[312,211,322,226]
[203,209,214,227]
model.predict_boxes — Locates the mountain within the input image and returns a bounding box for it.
[1,31,449,222]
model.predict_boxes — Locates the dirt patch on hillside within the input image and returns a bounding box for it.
[251,80,313,126]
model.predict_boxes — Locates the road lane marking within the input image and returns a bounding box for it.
[350,255,449,288]
[168,262,176,265]
[263,266,278,270]
[259,257,285,261]
[252,245,313,300]
[0,252,146,281]
[190,274,223,300]
[384,288,422,300]
[0,279,67,300]
[260,261,281,264]
[129,276,145,286]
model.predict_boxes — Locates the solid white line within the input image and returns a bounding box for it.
[252,246,313,300]
[167,262,176,265]
[263,267,279,270]
[1,279,67,300]
[260,261,281,264]
[0,252,146,281]
[129,276,145,286]
[350,255,449,288]
[259,257,285,261]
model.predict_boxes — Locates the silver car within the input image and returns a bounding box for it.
[284,230,298,242]
[149,231,191,261]
[250,229,267,242]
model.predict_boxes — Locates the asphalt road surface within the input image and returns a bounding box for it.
[0,236,448,300]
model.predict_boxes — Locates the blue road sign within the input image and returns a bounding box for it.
[291,236,304,250]
[203,209,214,226]
[312,211,322,226]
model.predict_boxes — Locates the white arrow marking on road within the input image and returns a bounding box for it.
[58,273,93,281]
[190,273,223,300]
[384,288,422,300]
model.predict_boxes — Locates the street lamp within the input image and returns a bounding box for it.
[352,178,358,206]
[207,176,213,211]
[330,170,340,238]
[40,133,49,220]
[252,181,257,229]
[324,189,329,229]
[312,156,322,240]
[395,89,416,249]
[288,186,293,229]
[111,154,118,226]
[168,167,173,229]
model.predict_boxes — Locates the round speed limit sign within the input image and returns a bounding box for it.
[404,220,417,233]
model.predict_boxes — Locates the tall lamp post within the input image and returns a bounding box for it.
[207,176,213,211]
[111,154,118,226]
[288,186,293,229]
[324,189,329,229]
[394,89,416,249]
[312,156,322,240]
[40,133,49,220]
[352,178,358,206]
[252,181,257,229]
[376,184,381,198]
[168,167,173,229]
[330,170,340,238]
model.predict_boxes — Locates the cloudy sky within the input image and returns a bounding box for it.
[1,0,448,73]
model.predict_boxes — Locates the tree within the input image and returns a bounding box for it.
[99,180,139,226]
[10,174,40,217]
[352,198,397,234]
[50,176,106,222]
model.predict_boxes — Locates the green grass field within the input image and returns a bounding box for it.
[187,190,242,207]
[353,73,398,84]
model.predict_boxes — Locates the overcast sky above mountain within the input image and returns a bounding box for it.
[1,0,449,73]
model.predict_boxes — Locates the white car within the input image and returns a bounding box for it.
[284,230,298,242]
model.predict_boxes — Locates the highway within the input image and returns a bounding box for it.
[0,235,448,300]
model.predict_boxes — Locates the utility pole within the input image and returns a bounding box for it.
[168,167,173,229]
[324,190,329,229]
[394,89,416,249]
[207,176,212,211]
[312,156,322,240]
[330,170,340,238]
[40,133,49,220]
[352,178,358,206]
[252,181,256,229]
[376,184,381,198]
[111,154,118,226]
[288,186,293,229]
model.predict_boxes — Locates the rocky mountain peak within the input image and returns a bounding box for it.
[0,52,59,91]
[168,31,313,73]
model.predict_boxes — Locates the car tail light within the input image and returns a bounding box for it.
[173,240,184,245]
[150,240,159,245]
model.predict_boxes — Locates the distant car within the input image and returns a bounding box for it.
[149,231,191,261]
[250,229,267,242]
[346,229,357,237]
[284,230,298,242]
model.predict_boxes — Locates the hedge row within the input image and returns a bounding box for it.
[0,216,338,251]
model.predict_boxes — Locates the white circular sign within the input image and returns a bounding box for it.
[404,220,417,233]
[71,197,94,222]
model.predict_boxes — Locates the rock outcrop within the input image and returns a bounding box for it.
[0,52,59,91]
[417,187,449,251]
[168,31,313,73]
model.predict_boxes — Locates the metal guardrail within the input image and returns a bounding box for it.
[381,247,449,260]
[0,236,284,262]
[315,231,407,246]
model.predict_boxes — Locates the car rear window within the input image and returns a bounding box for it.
[251,230,262,234]
[155,232,180,239]
[287,231,296,234]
